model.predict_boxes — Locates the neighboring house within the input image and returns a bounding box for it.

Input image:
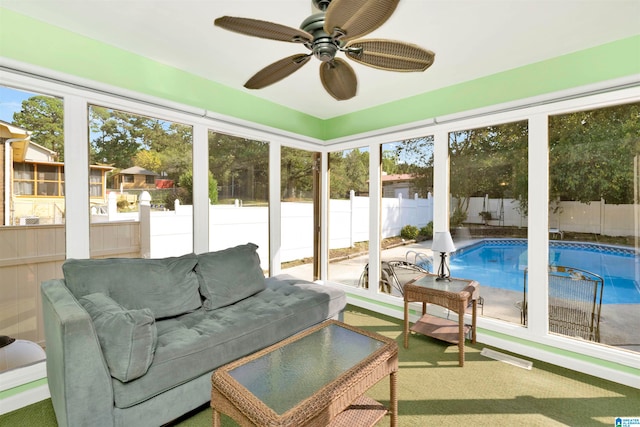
[0,120,113,226]
[112,166,166,190]
[381,173,416,198]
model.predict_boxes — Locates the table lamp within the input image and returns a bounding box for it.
[431,231,456,281]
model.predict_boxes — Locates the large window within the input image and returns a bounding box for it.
[328,147,370,288]
[449,120,529,324]
[208,131,269,273]
[280,146,319,281]
[0,85,65,357]
[548,102,639,352]
[88,104,194,258]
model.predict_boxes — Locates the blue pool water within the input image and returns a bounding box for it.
[449,239,640,304]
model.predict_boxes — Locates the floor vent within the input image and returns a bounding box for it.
[480,348,533,370]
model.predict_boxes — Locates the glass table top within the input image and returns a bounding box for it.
[227,323,386,415]
[411,274,475,293]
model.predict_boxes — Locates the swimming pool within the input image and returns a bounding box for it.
[449,239,640,304]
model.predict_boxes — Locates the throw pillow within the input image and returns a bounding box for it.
[79,293,157,383]
[63,253,201,319]
[196,243,266,310]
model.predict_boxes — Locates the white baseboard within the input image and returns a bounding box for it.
[0,361,50,415]
[0,383,50,415]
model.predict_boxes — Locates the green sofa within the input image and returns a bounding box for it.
[41,243,346,427]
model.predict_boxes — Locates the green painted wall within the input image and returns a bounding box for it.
[1,8,638,141]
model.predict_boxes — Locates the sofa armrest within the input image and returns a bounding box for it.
[41,279,115,427]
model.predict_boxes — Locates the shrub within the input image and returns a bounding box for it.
[400,225,419,240]
[450,208,468,228]
[419,221,433,239]
[116,199,129,210]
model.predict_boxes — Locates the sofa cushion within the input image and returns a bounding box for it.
[79,293,157,383]
[195,243,266,310]
[110,275,347,409]
[62,253,201,319]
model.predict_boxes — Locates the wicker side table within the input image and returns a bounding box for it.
[403,274,479,367]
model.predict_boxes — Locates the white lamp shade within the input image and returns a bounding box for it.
[0,339,46,372]
[432,231,456,253]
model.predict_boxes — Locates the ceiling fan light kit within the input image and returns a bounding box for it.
[214,0,435,101]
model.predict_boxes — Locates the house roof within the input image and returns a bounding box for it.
[381,174,414,183]
[116,166,158,176]
[0,120,31,162]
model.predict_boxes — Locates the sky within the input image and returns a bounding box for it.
[0,86,37,123]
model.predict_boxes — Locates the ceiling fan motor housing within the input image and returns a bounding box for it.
[300,13,341,62]
[312,0,332,12]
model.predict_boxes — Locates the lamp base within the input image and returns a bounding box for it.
[435,252,451,281]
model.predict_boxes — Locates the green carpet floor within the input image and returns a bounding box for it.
[2,305,638,426]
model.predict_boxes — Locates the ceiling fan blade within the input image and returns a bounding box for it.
[345,39,435,71]
[319,58,357,101]
[245,54,312,89]
[324,0,399,41]
[215,16,312,44]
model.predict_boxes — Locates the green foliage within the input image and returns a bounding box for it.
[450,208,467,228]
[281,146,315,200]
[329,148,370,199]
[162,187,190,210]
[449,121,528,217]
[88,105,193,179]
[419,222,434,239]
[134,150,162,173]
[208,133,268,202]
[391,137,435,197]
[12,95,64,160]
[400,225,419,240]
[116,199,129,210]
[549,102,639,205]
[175,169,218,205]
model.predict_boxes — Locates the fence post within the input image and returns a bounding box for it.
[108,191,118,221]
[600,198,605,235]
[398,192,404,233]
[140,191,151,258]
[349,190,355,248]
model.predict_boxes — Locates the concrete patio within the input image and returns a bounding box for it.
[283,240,640,354]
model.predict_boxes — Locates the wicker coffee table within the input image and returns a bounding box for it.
[211,320,398,427]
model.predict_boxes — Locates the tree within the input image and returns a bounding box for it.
[549,102,639,205]
[134,150,162,173]
[329,148,369,199]
[171,169,218,206]
[392,137,434,197]
[208,132,268,202]
[281,146,315,200]
[12,95,64,159]
[449,121,528,216]
[89,106,193,182]
[89,106,141,168]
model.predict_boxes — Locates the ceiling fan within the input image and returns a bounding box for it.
[214,0,435,101]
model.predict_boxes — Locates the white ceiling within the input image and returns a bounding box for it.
[2,0,639,119]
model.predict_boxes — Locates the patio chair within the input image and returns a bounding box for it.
[358,259,429,296]
[516,266,603,342]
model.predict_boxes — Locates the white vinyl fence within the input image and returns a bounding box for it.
[92,192,434,267]
[91,192,634,269]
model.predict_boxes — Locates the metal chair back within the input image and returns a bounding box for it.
[520,266,604,342]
